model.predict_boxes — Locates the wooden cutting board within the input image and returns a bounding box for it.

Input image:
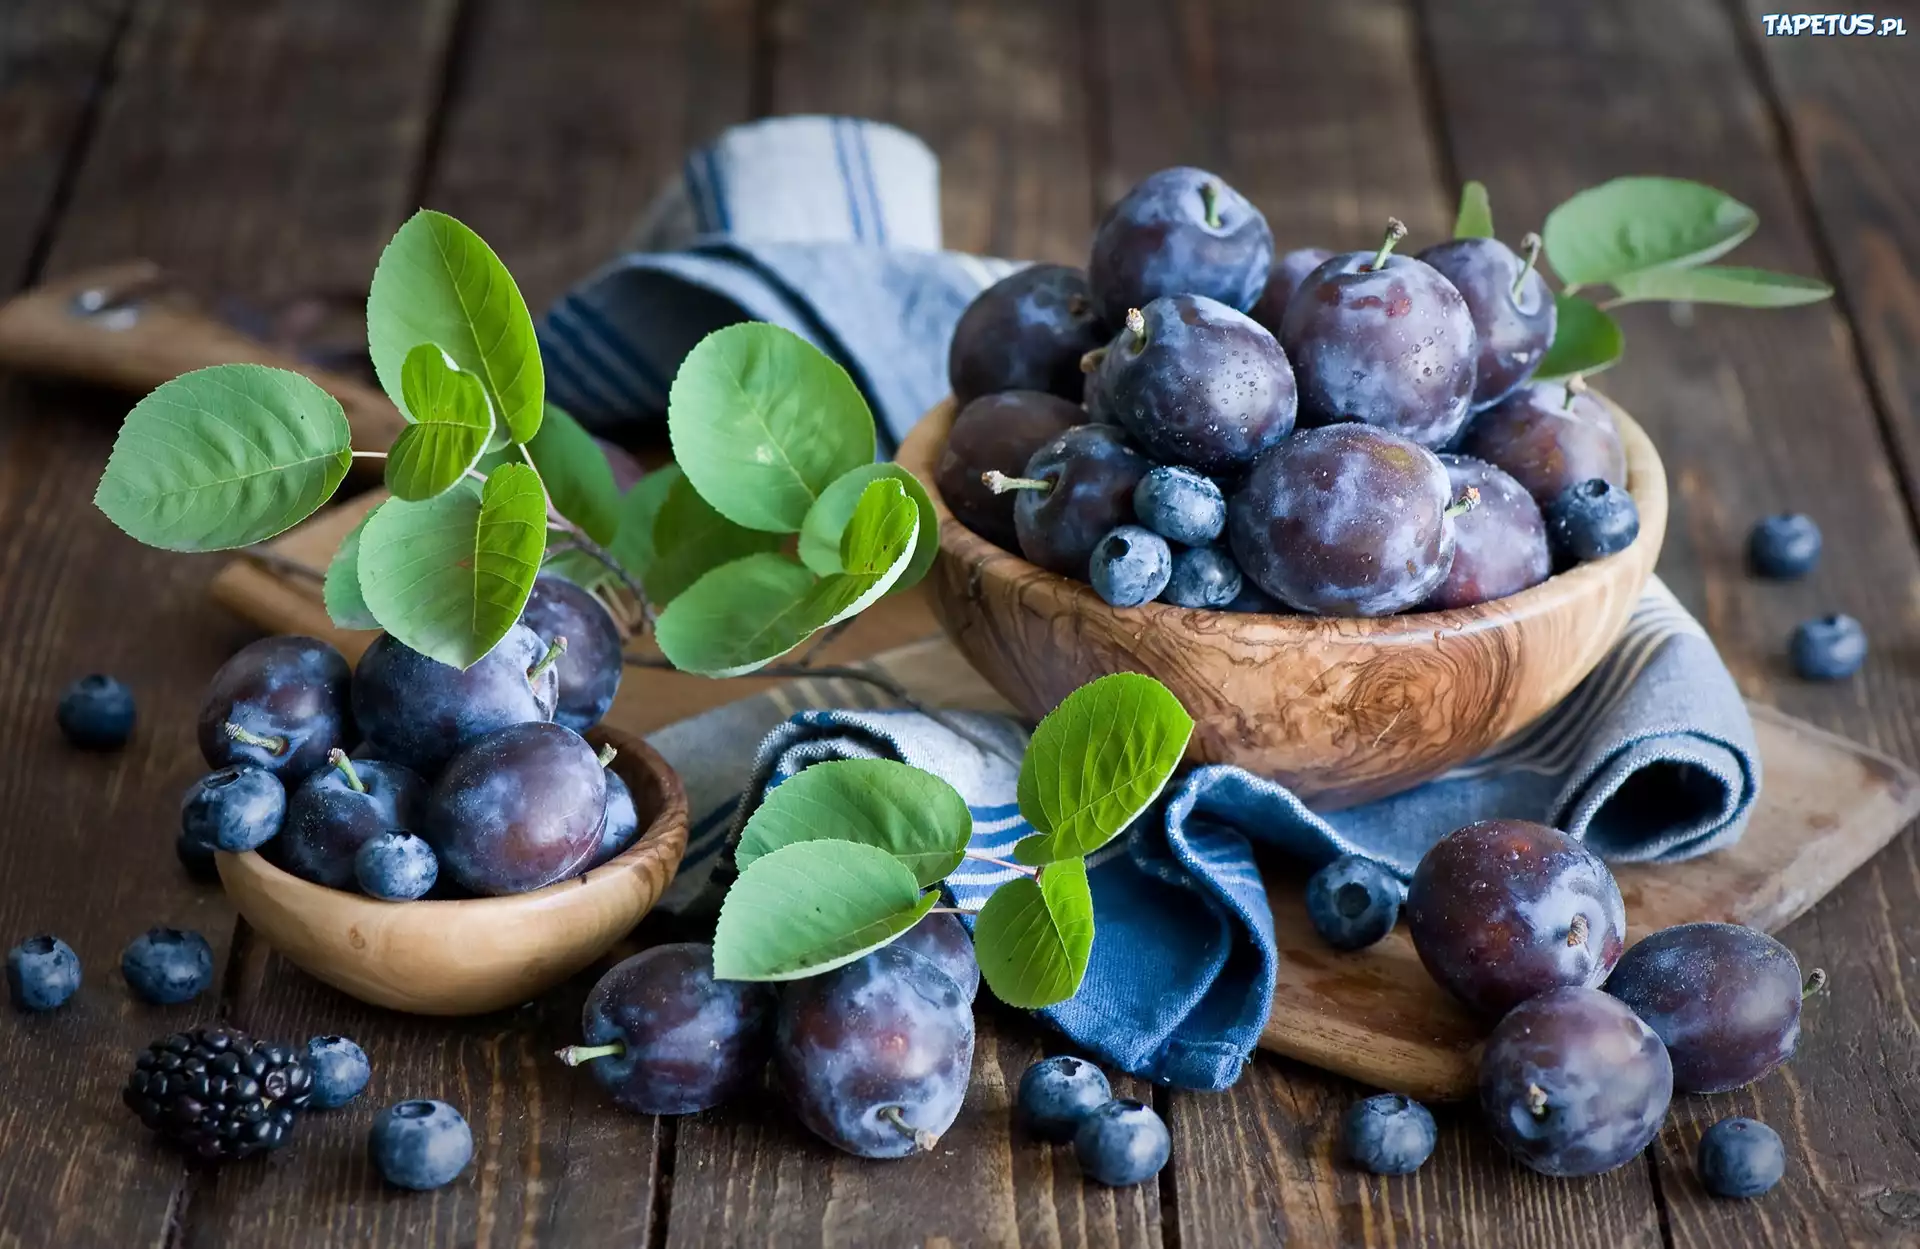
[213,501,1920,1102]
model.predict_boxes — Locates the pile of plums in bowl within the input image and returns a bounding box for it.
[897,166,1668,806]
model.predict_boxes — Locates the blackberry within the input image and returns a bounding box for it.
[122,1027,313,1164]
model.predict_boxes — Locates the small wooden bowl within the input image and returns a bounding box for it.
[217,727,689,1015]
[896,395,1668,809]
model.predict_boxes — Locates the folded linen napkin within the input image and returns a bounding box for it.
[550,115,1762,1091]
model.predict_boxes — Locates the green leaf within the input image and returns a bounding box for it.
[323,512,379,630]
[94,364,352,552]
[1533,293,1625,381]
[815,478,919,629]
[1605,264,1832,308]
[357,463,547,668]
[667,323,876,533]
[1543,177,1758,287]
[385,344,493,501]
[974,858,1095,1009]
[1013,673,1194,865]
[524,403,621,544]
[367,209,544,444]
[646,472,783,605]
[712,840,937,981]
[736,759,971,887]
[797,462,940,590]
[1454,181,1494,239]
[608,464,682,584]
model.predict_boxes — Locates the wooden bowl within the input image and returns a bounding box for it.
[217,726,689,1015]
[896,396,1667,809]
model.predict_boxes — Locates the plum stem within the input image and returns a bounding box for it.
[1124,306,1148,350]
[1803,968,1828,999]
[1525,1084,1550,1117]
[527,635,569,683]
[962,850,1037,876]
[879,1105,940,1153]
[555,1042,624,1066]
[1444,486,1481,519]
[328,748,366,794]
[1512,233,1543,300]
[1565,913,1589,948]
[1369,218,1409,271]
[224,721,288,757]
[596,744,618,769]
[981,471,1051,496]
[1198,181,1223,229]
[1565,374,1589,396]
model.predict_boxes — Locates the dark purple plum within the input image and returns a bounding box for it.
[586,770,641,869]
[353,625,560,776]
[991,424,1150,579]
[271,750,427,890]
[198,636,353,783]
[1227,424,1459,616]
[1088,166,1273,322]
[948,265,1108,404]
[890,911,979,1002]
[1457,380,1627,508]
[520,576,623,733]
[1280,220,1478,448]
[1420,455,1550,610]
[1406,819,1627,1016]
[558,943,775,1115]
[1249,246,1335,336]
[935,391,1082,550]
[594,437,646,494]
[1417,234,1556,409]
[427,721,607,895]
[1604,923,1811,1093]
[775,944,974,1158]
[1479,986,1673,1177]
[1088,295,1297,476]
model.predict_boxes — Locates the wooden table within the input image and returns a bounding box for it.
[3,2,1918,1246]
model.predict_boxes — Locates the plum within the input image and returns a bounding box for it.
[1406,819,1627,1017]
[198,636,354,783]
[1088,166,1273,321]
[1226,424,1459,616]
[557,943,776,1115]
[775,944,974,1158]
[948,265,1107,404]
[989,424,1150,579]
[353,625,561,776]
[1420,455,1550,610]
[1088,295,1297,476]
[519,576,623,733]
[1480,986,1672,1177]
[1249,246,1335,336]
[935,391,1082,550]
[1604,923,1813,1093]
[586,770,642,868]
[1456,379,1627,507]
[272,750,427,890]
[426,721,607,895]
[1416,233,1555,409]
[891,911,980,1002]
[1280,220,1478,449]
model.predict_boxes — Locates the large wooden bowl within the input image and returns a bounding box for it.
[217,726,688,1015]
[896,396,1667,809]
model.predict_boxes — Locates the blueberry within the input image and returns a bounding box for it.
[121,927,213,1005]
[1073,1098,1171,1187]
[1341,1094,1437,1175]
[274,752,427,890]
[7,935,81,1011]
[57,674,135,750]
[1748,513,1821,580]
[355,832,440,901]
[369,1099,473,1190]
[1698,1117,1786,1199]
[1162,546,1242,609]
[586,770,642,869]
[306,1035,372,1109]
[1790,613,1866,680]
[1088,166,1274,321]
[1133,466,1226,546]
[1017,1056,1113,1142]
[1305,856,1402,952]
[180,766,286,854]
[198,636,353,783]
[1090,526,1173,608]
[1543,478,1640,567]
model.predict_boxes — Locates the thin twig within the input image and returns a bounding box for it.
[512,441,658,628]
[795,617,855,668]
[240,546,326,584]
[962,850,1036,876]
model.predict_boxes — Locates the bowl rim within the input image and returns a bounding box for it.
[897,390,1668,639]
[215,724,690,914]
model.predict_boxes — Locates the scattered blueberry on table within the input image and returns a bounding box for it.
[1073,1098,1172,1187]
[305,1035,372,1110]
[1747,513,1821,580]
[57,674,135,750]
[1305,856,1402,952]
[369,1099,474,1190]
[1789,613,1867,681]
[120,927,214,1005]
[1342,1094,1437,1175]
[7,935,81,1011]
[1018,1056,1114,1143]
[1698,1118,1786,1199]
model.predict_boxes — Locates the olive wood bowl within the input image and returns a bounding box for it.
[895,394,1667,809]
[217,726,689,1015]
